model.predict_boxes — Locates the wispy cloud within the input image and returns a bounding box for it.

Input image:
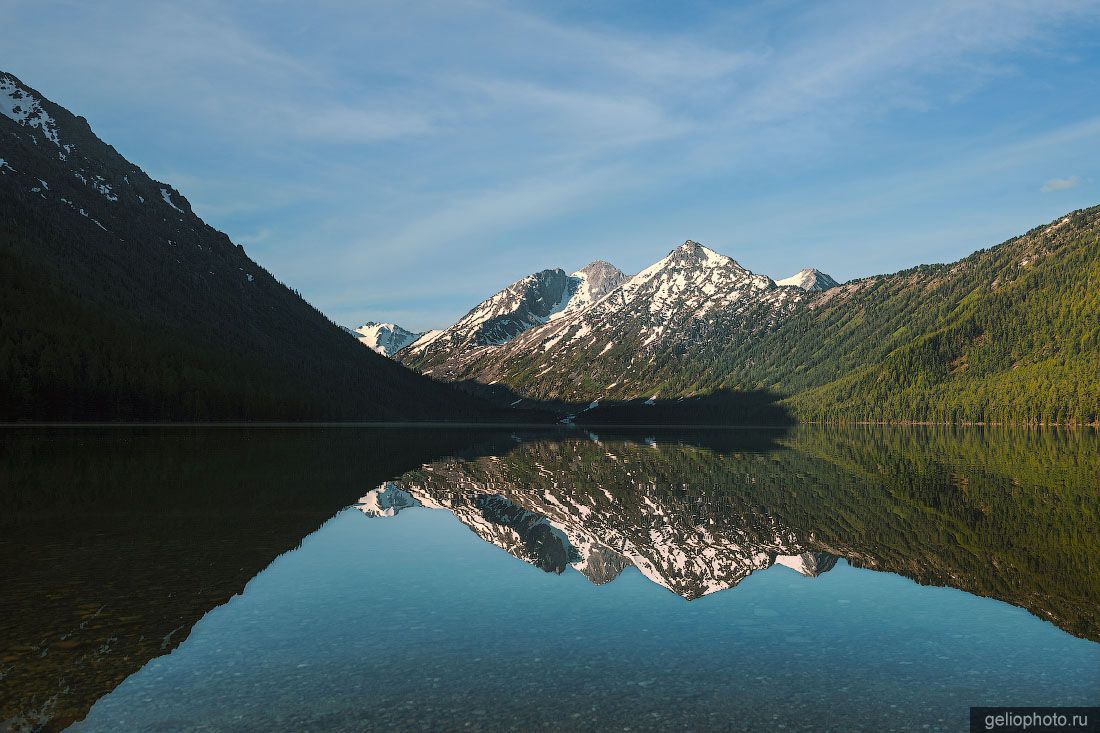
[1041,176,1081,192]
[5,0,1099,329]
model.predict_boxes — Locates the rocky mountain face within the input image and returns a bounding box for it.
[403,261,627,370]
[347,322,425,356]
[554,259,630,320]
[0,69,497,421]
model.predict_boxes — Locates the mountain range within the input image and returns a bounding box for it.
[371,215,1099,425]
[0,69,505,421]
[2,68,1096,425]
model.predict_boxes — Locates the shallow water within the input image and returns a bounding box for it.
[2,426,1097,732]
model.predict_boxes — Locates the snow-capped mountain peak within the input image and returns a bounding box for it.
[348,322,425,356]
[776,268,839,291]
[549,260,629,322]
[611,239,772,318]
[571,260,628,300]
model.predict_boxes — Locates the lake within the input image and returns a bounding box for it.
[2,426,1097,732]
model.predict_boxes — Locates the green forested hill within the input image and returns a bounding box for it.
[750,207,1100,424]
[655,206,1099,425]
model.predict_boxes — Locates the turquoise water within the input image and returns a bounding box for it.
[73,507,1097,732]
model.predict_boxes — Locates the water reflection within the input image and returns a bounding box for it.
[371,428,1099,638]
[1,426,1096,732]
[0,427,525,732]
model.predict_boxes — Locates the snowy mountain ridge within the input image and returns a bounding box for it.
[400,240,838,402]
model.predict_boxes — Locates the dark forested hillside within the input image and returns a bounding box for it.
[0,70,500,422]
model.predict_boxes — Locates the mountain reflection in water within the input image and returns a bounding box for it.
[369,428,1099,638]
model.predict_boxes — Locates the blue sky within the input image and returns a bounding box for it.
[7,0,1100,330]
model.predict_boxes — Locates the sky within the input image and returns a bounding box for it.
[5,0,1100,331]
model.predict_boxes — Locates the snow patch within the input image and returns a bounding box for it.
[407,329,445,352]
[0,74,62,146]
[160,188,183,212]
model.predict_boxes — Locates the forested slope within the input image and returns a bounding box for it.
[764,208,1100,424]
[0,70,499,422]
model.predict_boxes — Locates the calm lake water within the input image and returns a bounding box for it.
[2,426,1097,732]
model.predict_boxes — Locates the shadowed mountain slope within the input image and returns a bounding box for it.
[0,70,501,422]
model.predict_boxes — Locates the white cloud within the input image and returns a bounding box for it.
[1041,176,1080,192]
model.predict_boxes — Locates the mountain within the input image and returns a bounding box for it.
[0,70,500,421]
[402,240,807,400]
[775,267,839,291]
[399,216,1100,425]
[347,322,425,356]
[747,209,1100,425]
[404,260,626,369]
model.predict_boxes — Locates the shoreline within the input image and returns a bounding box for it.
[1,421,1096,429]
